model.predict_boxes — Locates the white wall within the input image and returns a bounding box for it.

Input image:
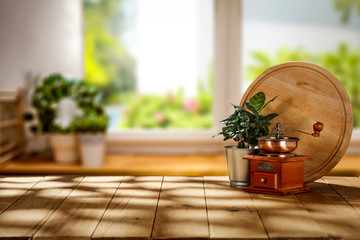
[0,0,83,153]
[0,0,83,90]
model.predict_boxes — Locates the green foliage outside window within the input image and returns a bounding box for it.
[332,0,360,23]
[85,0,359,129]
[84,0,136,105]
[245,43,360,127]
[120,74,213,129]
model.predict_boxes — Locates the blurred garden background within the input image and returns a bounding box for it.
[84,0,360,130]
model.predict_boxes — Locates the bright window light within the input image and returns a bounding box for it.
[84,0,214,130]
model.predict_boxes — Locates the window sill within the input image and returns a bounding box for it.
[347,129,360,154]
[106,129,226,153]
[106,129,360,154]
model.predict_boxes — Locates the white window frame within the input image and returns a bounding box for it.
[104,0,360,154]
[105,0,243,153]
[348,130,360,153]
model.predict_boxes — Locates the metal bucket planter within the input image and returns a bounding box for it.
[225,146,259,188]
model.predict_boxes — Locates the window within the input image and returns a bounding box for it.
[242,0,360,128]
[241,0,360,152]
[84,0,214,130]
[85,0,360,152]
[84,0,242,152]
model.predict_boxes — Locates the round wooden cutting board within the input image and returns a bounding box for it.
[240,62,353,183]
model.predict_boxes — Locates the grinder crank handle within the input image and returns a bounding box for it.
[312,121,324,137]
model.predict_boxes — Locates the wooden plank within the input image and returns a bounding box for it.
[297,178,360,239]
[92,176,163,240]
[0,176,44,214]
[250,192,327,239]
[34,176,122,240]
[0,119,18,129]
[204,176,268,239]
[0,90,18,99]
[0,98,17,103]
[0,140,17,154]
[0,148,22,164]
[152,176,209,239]
[0,153,228,176]
[323,176,360,213]
[0,97,17,103]
[0,175,82,239]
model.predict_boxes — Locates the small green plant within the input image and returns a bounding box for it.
[214,92,278,148]
[72,112,109,133]
[24,73,105,134]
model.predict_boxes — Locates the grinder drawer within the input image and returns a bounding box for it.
[253,172,278,189]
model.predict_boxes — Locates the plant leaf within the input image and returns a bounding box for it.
[262,113,279,122]
[259,96,278,113]
[231,103,245,110]
[245,102,259,117]
[248,92,265,111]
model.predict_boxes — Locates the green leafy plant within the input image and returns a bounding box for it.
[84,0,136,105]
[24,73,105,134]
[48,125,75,134]
[214,92,278,148]
[72,112,109,133]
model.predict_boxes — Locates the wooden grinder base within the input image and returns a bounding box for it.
[243,186,312,195]
[243,155,311,195]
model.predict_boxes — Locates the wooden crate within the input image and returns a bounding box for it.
[0,88,24,164]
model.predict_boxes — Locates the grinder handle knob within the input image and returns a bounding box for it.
[312,121,324,137]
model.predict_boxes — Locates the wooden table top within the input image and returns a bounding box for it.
[0,175,360,239]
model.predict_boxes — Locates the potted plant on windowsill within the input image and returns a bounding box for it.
[23,74,81,164]
[73,112,109,167]
[23,73,104,164]
[214,92,279,188]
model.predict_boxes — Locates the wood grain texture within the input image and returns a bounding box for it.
[2,176,360,239]
[33,176,122,240]
[250,192,327,239]
[151,176,209,239]
[0,119,18,128]
[323,176,360,213]
[240,62,353,183]
[0,175,82,239]
[297,178,360,239]
[92,176,163,240]
[0,153,228,176]
[204,176,268,239]
[0,140,17,154]
[3,153,360,177]
[0,176,43,214]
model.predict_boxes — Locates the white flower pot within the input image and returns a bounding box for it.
[78,134,105,167]
[49,134,79,164]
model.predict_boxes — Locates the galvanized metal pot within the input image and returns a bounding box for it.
[225,146,259,188]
